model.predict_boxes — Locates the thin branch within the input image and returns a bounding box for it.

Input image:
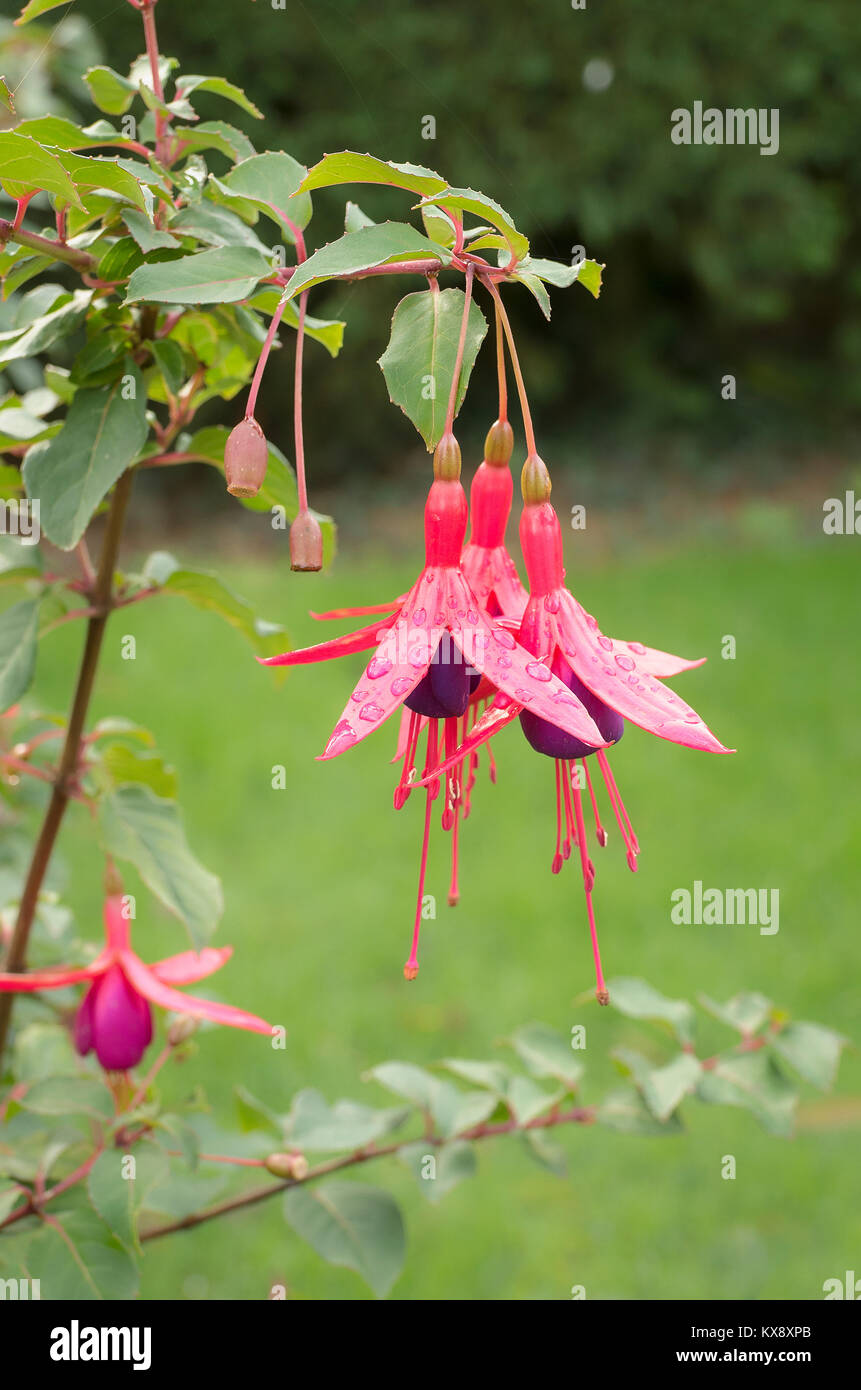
[0,221,96,273]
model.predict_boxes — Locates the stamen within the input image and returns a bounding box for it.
[441,718,458,831]
[404,788,434,981]
[394,712,421,810]
[552,759,564,873]
[561,760,576,860]
[570,770,609,1005]
[583,759,608,847]
[596,749,639,870]
[448,798,461,907]
[424,720,441,801]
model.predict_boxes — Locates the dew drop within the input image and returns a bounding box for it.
[684,711,700,724]
[359,701,385,722]
[615,654,636,671]
[544,593,561,614]
[391,676,413,696]
[367,656,392,680]
[525,661,553,682]
[586,613,599,631]
[496,654,512,668]
[326,720,356,754]
[514,687,534,703]
[412,606,427,626]
[466,608,479,625]
[493,628,516,650]
[628,641,646,655]
[598,635,613,652]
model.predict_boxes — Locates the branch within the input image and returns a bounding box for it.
[140,1104,596,1242]
[0,221,97,273]
[0,471,136,1064]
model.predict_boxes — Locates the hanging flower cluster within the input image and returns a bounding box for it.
[254,271,734,1001]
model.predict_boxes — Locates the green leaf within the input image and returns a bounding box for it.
[98,785,223,949]
[598,1085,684,1136]
[0,132,82,206]
[284,1182,405,1298]
[150,338,185,395]
[428,1081,498,1139]
[518,256,604,297]
[508,1021,585,1089]
[441,1059,511,1092]
[170,201,270,253]
[0,598,39,709]
[419,187,529,261]
[398,1140,476,1203]
[13,1022,80,1082]
[21,1077,113,1122]
[345,200,375,233]
[216,151,312,240]
[772,1022,848,1091]
[609,977,696,1045]
[285,222,451,301]
[249,289,345,358]
[366,1061,438,1108]
[513,270,552,320]
[122,208,176,253]
[522,1128,567,1177]
[173,121,256,163]
[234,1086,281,1137]
[284,1089,409,1152]
[699,992,773,1036]
[25,1208,140,1301]
[0,290,91,370]
[140,550,287,658]
[15,0,75,24]
[0,1187,25,1224]
[11,116,138,152]
[0,78,14,117]
[506,1076,564,1124]
[56,151,149,212]
[97,742,178,798]
[301,151,446,198]
[420,204,457,247]
[378,287,487,448]
[125,247,271,306]
[23,365,147,550]
[639,1053,702,1122]
[83,66,137,116]
[177,75,263,119]
[87,1146,169,1253]
[576,258,604,298]
[697,1053,798,1136]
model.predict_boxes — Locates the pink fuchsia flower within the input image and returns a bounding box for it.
[0,895,271,1071]
[425,456,734,1004]
[460,419,529,624]
[261,433,608,979]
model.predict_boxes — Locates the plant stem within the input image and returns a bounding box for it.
[293,290,309,512]
[494,299,508,423]
[140,0,167,165]
[0,471,135,1065]
[140,1103,596,1242]
[481,275,536,457]
[0,221,96,273]
[443,262,475,436]
[245,297,288,421]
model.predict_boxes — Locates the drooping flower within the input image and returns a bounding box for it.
[423,455,734,1003]
[260,433,608,978]
[0,895,271,1070]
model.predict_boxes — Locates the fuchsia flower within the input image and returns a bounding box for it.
[425,455,734,1003]
[261,430,609,978]
[0,895,271,1071]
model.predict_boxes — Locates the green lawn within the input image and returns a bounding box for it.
[27,522,861,1300]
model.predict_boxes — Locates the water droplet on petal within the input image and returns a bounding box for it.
[544,593,561,614]
[525,661,552,682]
[467,608,479,625]
[598,635,613,652]
[359,701,385,722]
[615,654,635,671]
[684,711,700,724]
[628,641,646,655]
[350,689,367,702]
[367,656,392,680]
[603,667,616,677]
[409,643,431,668]
[515,687,534,703]
[391,676,413,696]
[493,628,516,650]
[326,720,356,755]
[496,653,512,668]
[586,613,599,631]
[413,607,427,626]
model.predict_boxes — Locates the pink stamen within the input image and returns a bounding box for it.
[424,721,441,800]
[394,712,421,809]
[583,759,609,847]
[404,787,434,981]
[596,749,639,870]
[448,798,461,907]
[561,760,576,860]
[570,770,609,1005]
[441,718,459,831]
[552,760,564,874]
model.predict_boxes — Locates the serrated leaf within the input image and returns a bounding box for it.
[16,0,74,24]
[514,270,551,319]
[28,1208,140,1300]
[598,1085,684,1137]
[301,151,446,198]
[176,75,263,119]
[98,785,223,949]
[216,152,312,240]
[378,287,487,448]
[284,1181,405,1298]
[98,742,178,798]
[773,1022,848,1092]
[21,1077,113,1121]
[0,598,39,708]
[125,247,271,307]
[640,1053,702,1122]
[56,151,148,212]
[345,200,375,233]
[509,1022,585,1089]
[285,222,451,301]
[609,977,696,1044]
[87,1146,169,1253]
[149,338,185,395]
[83,66,137,116]
[22,364,147,550]
[122,208,175,253]
[699,991,773,1036]
[248,288,345,358]
[140,550,287,658]
[697,1053,798,1136]
[284,1089,409,1152]
[0,290,91,370]
[366,1061,438,1109]
[0,132,81,206]
[0,78,14,116]
[419,186,528,261]
[170,201,270,253]
[397,1140,476,1203]
[173,121,256,163]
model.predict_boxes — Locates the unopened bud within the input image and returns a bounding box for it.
[103,862,124,897]
[483,418,514,467]
[265,1150,309,1180]
[225,416,268,498]
[521,452,552,504]
[290,510,323,571]
[167,1014,199,1046]
[433,431,461,482]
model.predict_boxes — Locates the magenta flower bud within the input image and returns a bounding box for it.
[290,510,323,572]
[74,963,153,1072]
[225,417,268,498]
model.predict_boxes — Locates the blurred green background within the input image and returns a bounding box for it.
[2,0,860,1300]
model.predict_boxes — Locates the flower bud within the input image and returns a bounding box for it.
[521,452,552,505]
[225,417,268,498]
[290,510,323,572]
[265,1150,309,1180]
[483,418,514,467]
[167,1014,199,1047]
[433,431,462,482]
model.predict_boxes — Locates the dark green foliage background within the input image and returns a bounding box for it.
[12,0,858,482]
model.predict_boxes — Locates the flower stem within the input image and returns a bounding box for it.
[0,471,135,1065]
[494,298,508,424]
[443,261,475,436]
[245,296,288,420]
[481,275,536,457]
[294,290,309,512]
